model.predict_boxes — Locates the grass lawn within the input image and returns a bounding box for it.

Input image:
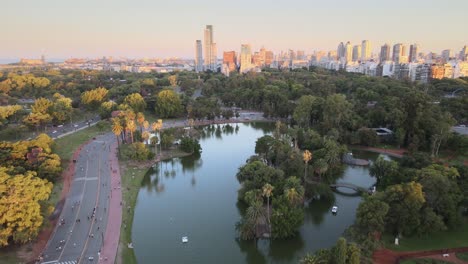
[0,248,21,264]
[456,252,468,261]
[117,163,148,264]
[384,219,468,251]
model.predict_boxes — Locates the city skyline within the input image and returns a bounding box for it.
[2,0,468,60]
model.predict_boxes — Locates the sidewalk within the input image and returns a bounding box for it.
[100,141,122,264]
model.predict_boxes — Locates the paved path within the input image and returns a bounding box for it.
[40,133,116,264]
[99,140,122,264]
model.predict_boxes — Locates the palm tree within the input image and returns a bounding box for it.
[136,112,145,133]
[313,159,328,182]
[303,150,312,182]
[246,200,266,239]
[112,119,123,156]
[285,188,301,206]
[127,120,136,144]
[262,183,274,233]
[143,120,149,132]
[142,131,150,145]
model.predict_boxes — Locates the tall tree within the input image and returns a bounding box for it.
[262,183,274,232]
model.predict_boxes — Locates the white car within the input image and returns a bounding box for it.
[74,124,79,128]
[52,130,57,134]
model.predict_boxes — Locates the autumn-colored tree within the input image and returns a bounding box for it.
[81,87,108,110]
[0,105,22,126]
[0,168,53,246]
[168,75,178,87]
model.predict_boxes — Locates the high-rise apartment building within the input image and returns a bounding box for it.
[352,45,361,62]
[223,51,237,73]
[204,25,217,71]
[265,50,274,66]
[441,49,453,62]
[344,41,352,62]
[361,40,371,61]
[380,43,391,62]
[297,50,306,60]
[240,44,252,73]
[459,46,467,61]
[195,40,203,72]
[409,44,419,63]
[392,43,404,63]
[337,42,345,60]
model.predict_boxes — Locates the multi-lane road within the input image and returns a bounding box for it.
[41,133,115,264]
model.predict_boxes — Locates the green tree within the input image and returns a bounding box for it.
[332,237,347,264]
[124,93,146,113]
[369,156,399,186]
[154,90,183,118]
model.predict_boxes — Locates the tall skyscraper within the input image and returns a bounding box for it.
[352,45,361,62]
[441,49,452,62]
[380,44,391,62]
[195,40,203,72]
[460,45,468,61]
[204,25,217,71]
[344,41,352,62]
[361,40,371,61]
[409,44,419,63]
[392,43,403,63]
[240,44,252,73]
[337,42,345,60]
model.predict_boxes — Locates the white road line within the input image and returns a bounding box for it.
[41,260,58,264]
[74,177,98,182]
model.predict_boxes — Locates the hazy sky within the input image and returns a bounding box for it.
[2,0,467,59]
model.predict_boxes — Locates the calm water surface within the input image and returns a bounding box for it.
[132,123,384,264]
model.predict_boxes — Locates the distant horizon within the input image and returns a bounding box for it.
[2,0,467,59]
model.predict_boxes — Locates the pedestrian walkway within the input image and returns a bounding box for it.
[99,140,122,264]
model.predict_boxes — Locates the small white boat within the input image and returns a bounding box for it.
[331,206,338,214]
[182,236,188,243]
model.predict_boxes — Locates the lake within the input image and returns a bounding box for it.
[132,122,384,263]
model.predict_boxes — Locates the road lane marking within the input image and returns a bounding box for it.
[73,177,98,182]
[58,159,89,260]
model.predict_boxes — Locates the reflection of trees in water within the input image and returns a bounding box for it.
[236,238,267,264]
[141,166,166,194]
[180,153,202,188]
[304,196,335,226]
[267,236,305,262]
[245,122,275,134]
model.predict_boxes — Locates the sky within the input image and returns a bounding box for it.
[1,0,467,60]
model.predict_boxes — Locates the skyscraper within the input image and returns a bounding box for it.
[240,44,252,73]
[223,51,237,73]
[380,44,391,62]
[392,43,403,63]
[195,40,203,72]
[460,45,468,61]
[344,41,352,62]
[204,25,217,71]
[409,44,419,63]
[361,40,371,61]
[441,49,452,62]
[337,42,345,60]
[352,45,361,62]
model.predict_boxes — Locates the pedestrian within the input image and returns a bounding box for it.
[87,216,90,220]
[97,226,100,230]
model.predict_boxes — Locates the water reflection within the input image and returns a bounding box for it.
[133,123,386,264]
